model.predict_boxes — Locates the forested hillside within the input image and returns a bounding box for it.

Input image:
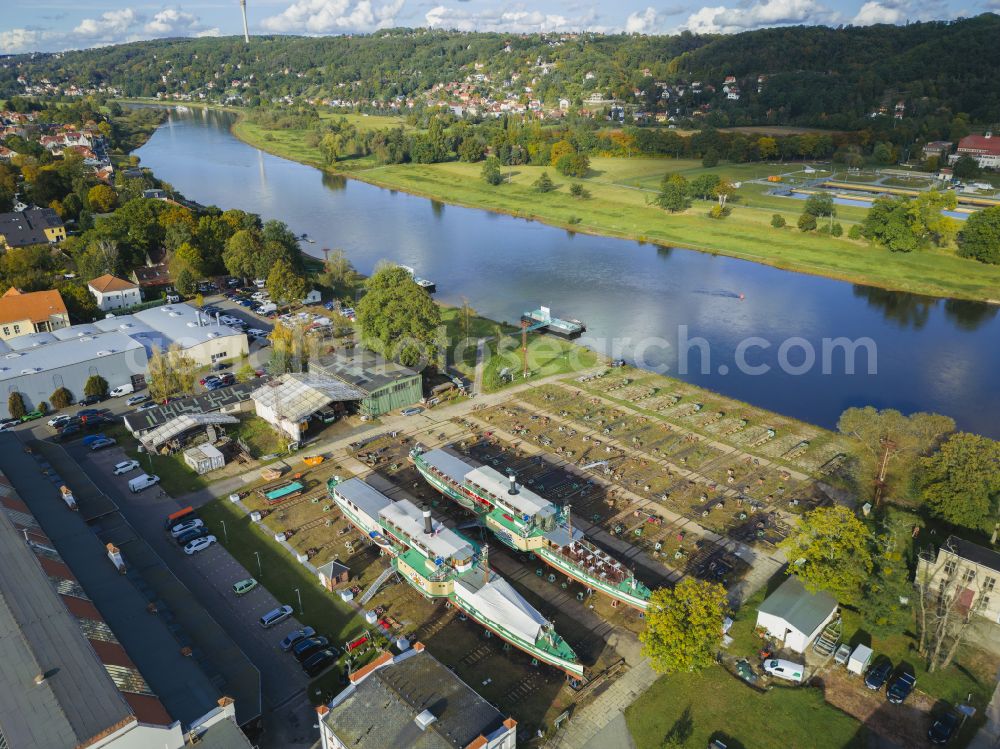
[2,15,998,131]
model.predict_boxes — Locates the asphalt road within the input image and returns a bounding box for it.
[74,444,311,708]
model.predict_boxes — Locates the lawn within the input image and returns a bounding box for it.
[479,332,599,391]
[232,116,1000,301]
[230,416,286,458]
[625,665,870,749]
[198,497,364,645]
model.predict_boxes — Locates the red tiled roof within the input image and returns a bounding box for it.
[89,274,138,293]
[957,135,1000,156]
[0,287,68,325]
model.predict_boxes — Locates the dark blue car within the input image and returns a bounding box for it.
[864,659,892,690]
[886,672,916,704]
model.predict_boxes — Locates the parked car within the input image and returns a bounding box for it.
[56,424,81,439]
[89,437,117,451]
[128,473,160,493]
[113,459,141,476]
[48,414,73,428]
[864,659,892,690]
[762,659,804,683]
[886,672,916,704]
[136,402,158,412]
[170,518,205,538]
[175,527,209,546]
[126,394,149,407]
[928,712,960,744]
[292,636,330,663]
[279,626,316,652]
[20,410,44,422]
[109,383,135,397]
[200,375,221,387]
[400,407,423,417]
[184,535,217,555]
[77,408,102,418]
[219,373,235,385]
[232,578,258,596]
[211,361,230,372]
[302,649,338,677]
[77,393,105,407]
[259,605,294,628]
[0,420,18,432]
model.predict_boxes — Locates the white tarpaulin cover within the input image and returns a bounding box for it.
[454,573,548,644]
[466,465,555,520]
[379,500,472,562]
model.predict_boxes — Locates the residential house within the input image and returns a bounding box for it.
[0,287,70,340]
[922,141,953,161]
[916,536,1000,624]
[0,207,66,249]
[0,146,17,161]
[89,273,142,311]
[131,263,174,300]
[756,575,838,653]
[953,133,1000,169]
[316,643,517,749]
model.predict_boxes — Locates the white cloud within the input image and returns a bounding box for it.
[681,0,835,33]
[74,8,140,42]
[424,4,594,32]
[625,7,659,33]
[0,29,52,54]
[852,0,907,23]
[145,9,203,35]
[261,0,405,33]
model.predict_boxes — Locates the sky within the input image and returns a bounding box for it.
[0,0,991,55]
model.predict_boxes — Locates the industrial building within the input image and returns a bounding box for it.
[0,465,252,749]
[310,350,423,418]
[317,643,517,749]
[0,303,247,418]
[250,372,365,441]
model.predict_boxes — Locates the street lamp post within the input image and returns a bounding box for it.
[294,587,303,615]
[220,520,228,544]
[254,551,262,579]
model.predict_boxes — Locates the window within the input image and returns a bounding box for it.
[985,576,996,593]
[943,558,957,576]
[982,595,991,609]
[1,327,7,337]
[963,568,977,584]
[12,325,19,334]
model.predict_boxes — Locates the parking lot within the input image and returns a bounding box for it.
[78,445,314,707]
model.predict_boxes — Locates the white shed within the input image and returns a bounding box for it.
[755,576,838,654]
[183,443,225,474]
[847,644,873,675]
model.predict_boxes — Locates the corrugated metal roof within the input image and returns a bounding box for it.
[251,373,365,424]
[141,413,239,449]
[758,575,837,636]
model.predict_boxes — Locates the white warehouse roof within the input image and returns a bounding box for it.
[0,331,146,383]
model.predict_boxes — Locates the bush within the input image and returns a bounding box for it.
[84,375,109,397]
[481,157,503,186]
[555,153,590,178]
[50,387,73,409]
[569,183,591,200]
[708,205,731,219]
[771,214,786,228]
[831,222,843,237]
[797,213,818,232]
[7,392,25,420]
[38,401,48,415]
[848,224,863,240]
[533,172,556,193]
[567,216,582,225]
[701,149,719,168]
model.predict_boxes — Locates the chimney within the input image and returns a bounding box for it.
[106,543,126,574]
[422,505,432,535]
[507,470,518,495]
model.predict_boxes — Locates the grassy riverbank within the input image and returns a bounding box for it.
[230,116,1000,303]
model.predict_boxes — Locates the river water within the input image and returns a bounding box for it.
[136,108,1000,436]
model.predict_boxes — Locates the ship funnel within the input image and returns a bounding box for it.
[507,470,518,495]
[422,504,432,534]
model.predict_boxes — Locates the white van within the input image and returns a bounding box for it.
[257,302,277,315]
[128,474,161,493]
[109,383,135,397]
[763,658,805,683]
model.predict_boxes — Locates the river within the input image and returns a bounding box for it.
[136,108,1000,437]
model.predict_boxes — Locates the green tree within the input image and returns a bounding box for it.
[640,579,728,674]
[804,193,835,217]
[481,157,503,186]
[952,154,980,180]
[919,432,1000,531]
[84,375,108,398]
[235,363,257,383]
[7,392,26,420]
[533,171,556,193]
[146,345,196,401]
[780,506,873,605]
[569,182,591,200]
[689,173,720,200]
[957,206,1000,264]
[861,197,919,252]
[49,387,73,409]
[87,184,117,213]
[701,149,719,168]
[59,282,100,322]
[171,241,208,278]
[771,214,786,228]
[797,212,817,231]
[223,229,261,280]
[838,406,955,501]
[555,153,589,178]
[356,265,441,367]
[549,139,575,166]
[266,257,307,304]
[656,174,691,213]
[175,268,196,297]
[319,248,360,298]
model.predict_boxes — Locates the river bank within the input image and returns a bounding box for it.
[227,114,1000,304]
